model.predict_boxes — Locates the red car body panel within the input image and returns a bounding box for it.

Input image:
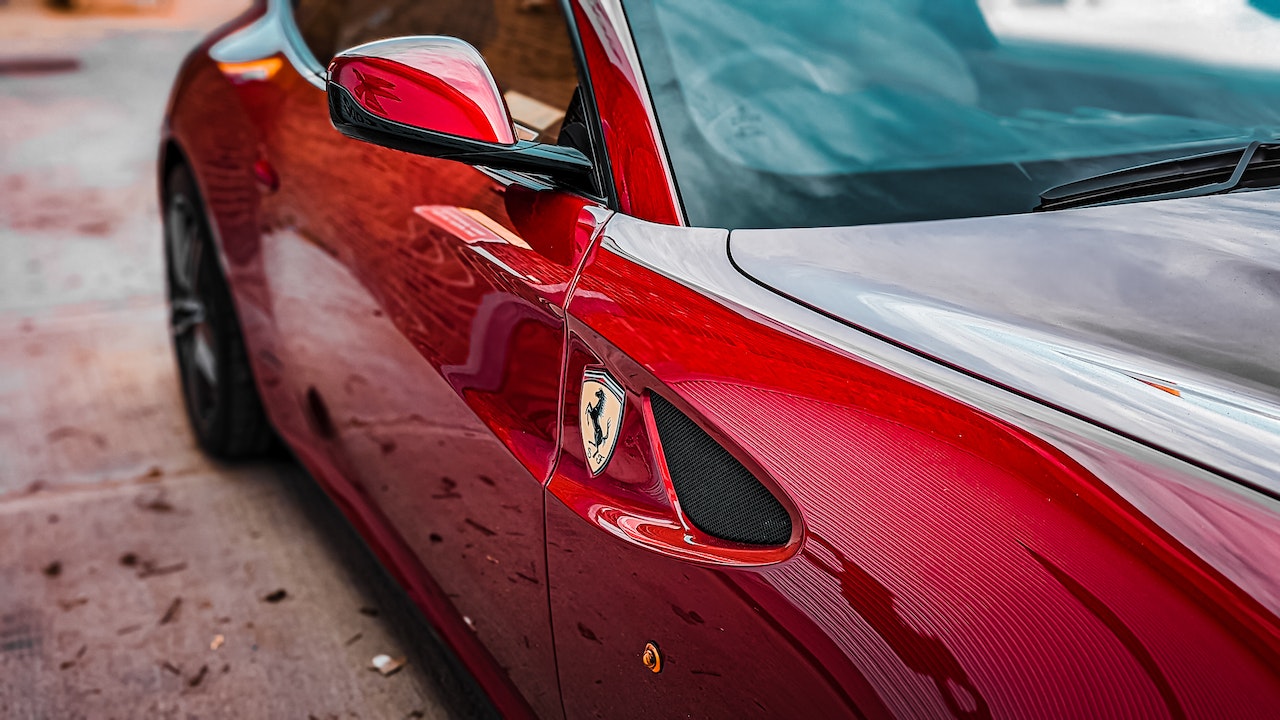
[160,1,1280,717]
[548,227,1280,717]
[253,67,610,720]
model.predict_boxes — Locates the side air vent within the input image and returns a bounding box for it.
[649,393,792,546]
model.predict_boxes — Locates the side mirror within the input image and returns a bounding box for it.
[327,37,592,182]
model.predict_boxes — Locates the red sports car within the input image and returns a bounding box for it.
[160,0,1280,716]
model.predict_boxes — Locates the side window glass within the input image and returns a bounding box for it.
[336,0,580,144]
[293,0,344,65]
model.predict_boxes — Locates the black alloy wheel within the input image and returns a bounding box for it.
[164,163,274,458]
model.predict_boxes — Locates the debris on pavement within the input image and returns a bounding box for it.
[137,560,187,578]
[59,644,88,670]
[133,487,174,513]
[58,597,88,611]
[370,654,407,677]
[158,597,181,625]
[344,632,363,647]
[42,560,63,577]
[188,664,208,688]
[210,634,224,650]
[119,552,139,567]
[0,56,82,75]
[160,661,181,675]
[358,606,379,617]
[261,588,287,603]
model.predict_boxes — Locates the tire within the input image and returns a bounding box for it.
[164,162,275,459]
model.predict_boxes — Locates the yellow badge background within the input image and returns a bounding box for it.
[580,370,625,475]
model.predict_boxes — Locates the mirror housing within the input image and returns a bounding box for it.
[327,37,592,181]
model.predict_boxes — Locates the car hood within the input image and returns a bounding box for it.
[729,189,1280,491]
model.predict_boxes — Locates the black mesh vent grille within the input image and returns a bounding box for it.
[649,393,792,546]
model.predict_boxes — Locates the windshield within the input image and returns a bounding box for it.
[622,0,1280,228]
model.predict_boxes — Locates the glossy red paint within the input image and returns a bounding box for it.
[253,108,574,717]
[546,243,1280,718]
[329,41,516,145]
[569,0,682,225]
[251,157,279,192]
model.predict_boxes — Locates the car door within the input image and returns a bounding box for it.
[256,1,609,715]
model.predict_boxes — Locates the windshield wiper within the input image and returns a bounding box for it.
[1036,141,1280,212]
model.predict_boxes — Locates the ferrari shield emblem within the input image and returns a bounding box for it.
[581,369,625,475]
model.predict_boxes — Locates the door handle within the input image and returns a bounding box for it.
[547,352,802,567]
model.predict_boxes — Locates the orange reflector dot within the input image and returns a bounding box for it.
[642,642,662,673]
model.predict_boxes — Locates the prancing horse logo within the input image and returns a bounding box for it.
[580,369,625,475]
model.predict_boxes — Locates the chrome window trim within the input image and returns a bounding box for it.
[590,0,685,224]
[209,0,326,89]
[276,0,328,88]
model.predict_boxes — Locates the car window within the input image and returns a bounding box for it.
[623,0,1280,229]
[293,0,344,66]
[293,0,579,144]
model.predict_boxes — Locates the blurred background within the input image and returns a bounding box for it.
[0,1,486,716]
